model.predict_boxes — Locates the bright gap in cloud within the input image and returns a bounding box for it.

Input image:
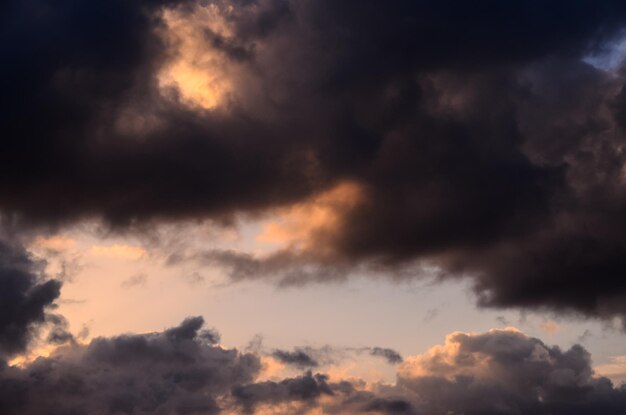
[157,3,234,110]
[584,34,626,71]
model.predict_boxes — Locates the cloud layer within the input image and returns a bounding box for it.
[0,319,624,414]
[5,0,626,321]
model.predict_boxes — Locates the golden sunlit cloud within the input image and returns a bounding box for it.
[399,327,524,380]
[257,181,364,254]
[89,244,147,260]
[323,364,385,389]
[222,402,325,415]
[158,4,234,109]
[8,344,59,369]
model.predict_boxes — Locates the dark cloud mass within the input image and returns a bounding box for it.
[0,317,261,415]
[0,320,624,414]
[4,0,626,321]
[231,371,334,412]
[0,240,60,357]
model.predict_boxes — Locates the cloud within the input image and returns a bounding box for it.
[596,355,626,386]
[396,328,626,414]
[496,315,511,326]
[0,317,258,414]
[256,181,364,252]
[157,4,240,110]
[4,0,626,322]
[231,371,334,413]
[31,235,76,254]
[370,347,403,365]
[0,320,625,414]
[90,244,147,260]
[120,272,149,288]
[0,240,61,358]
[271,349,319,368]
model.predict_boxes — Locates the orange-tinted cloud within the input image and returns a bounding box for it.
[32,235,76,253]
[157,4,234,110]
[257,181,364,256]
[399,327,524,380]
[89,244,146,260]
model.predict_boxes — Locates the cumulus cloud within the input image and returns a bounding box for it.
[0,316,258,415]
[397,328,626,414]
[1,321,624,415]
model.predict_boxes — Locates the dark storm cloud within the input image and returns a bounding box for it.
[272,349,319,368]
[0,240,61,357]
[4,0,626,322]
[0,0,327,228]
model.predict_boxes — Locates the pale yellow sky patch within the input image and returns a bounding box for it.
[595,355,626,385]
[540,320,560,334]
[324,361,390,388]
[257,355,289,381]
[89,244,147,260]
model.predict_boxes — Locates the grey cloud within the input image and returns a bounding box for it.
[370,347,403,365]
[363,398,417,414]
[0,321,624,414]
[231,371,334,413]
[165,316,221,344]
[45,314,75,345]
[0,240,61,357]
[272,349,319,368]
[0,317,259,415]
[397,329,626,415]
[120,272,148,288]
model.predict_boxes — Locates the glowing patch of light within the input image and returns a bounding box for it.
[583,35,626,72]
[157,3,234,109]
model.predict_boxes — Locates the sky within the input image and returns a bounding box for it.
[2,1,626,414]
